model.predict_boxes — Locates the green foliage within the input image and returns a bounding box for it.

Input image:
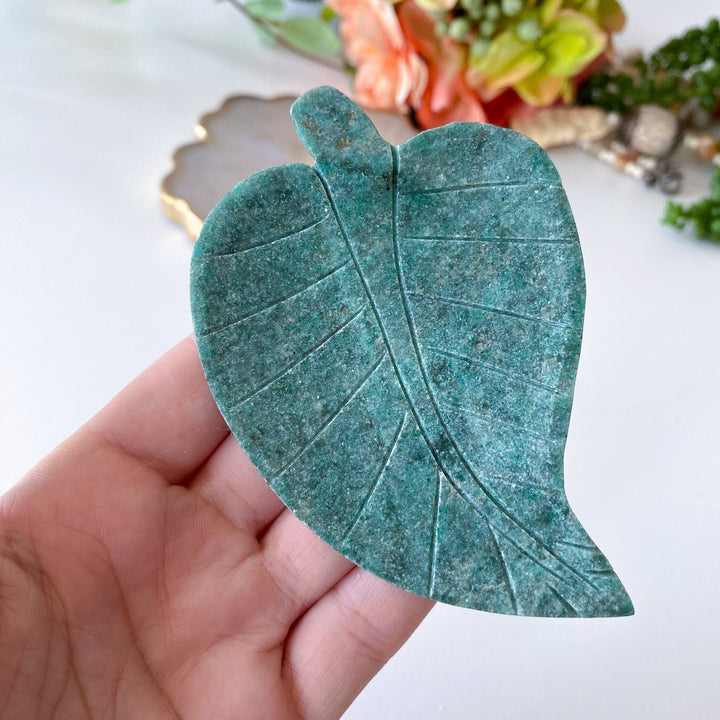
[250,20,276,45]
[244,0,284,21]
[237,0,340,56]
[579,18,720,113]
[278,16,340,55]
[664,168,720,243]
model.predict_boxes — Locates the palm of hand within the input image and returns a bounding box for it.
[0,339,432,720]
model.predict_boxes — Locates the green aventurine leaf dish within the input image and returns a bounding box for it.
[191,87,633,618]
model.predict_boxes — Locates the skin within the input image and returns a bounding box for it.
[0,337,433,719]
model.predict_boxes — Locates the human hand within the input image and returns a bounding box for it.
[0,337,433,719]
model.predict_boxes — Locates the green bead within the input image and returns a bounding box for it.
[501,0,522,16]
[480,19,496,37]
[460,0,482,13]
[484,2,500,21]
[516,17,542,43]
[470,37,491,58]
[448,16,472,41]
[435,20,449,36]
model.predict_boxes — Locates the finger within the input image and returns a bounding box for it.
[259,509,355,626]
[283,568,434,720]
[189,433,285,536]
[191,438,357,629]
[85,336,229,483]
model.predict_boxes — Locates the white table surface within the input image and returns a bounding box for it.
[2,1,720,717]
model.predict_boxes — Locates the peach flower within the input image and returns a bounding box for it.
[397,1,487,128]
[327,0,428,111]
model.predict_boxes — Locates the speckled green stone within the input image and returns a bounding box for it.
[191,86,633,618]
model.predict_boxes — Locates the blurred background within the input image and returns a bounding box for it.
[2,1,719,717]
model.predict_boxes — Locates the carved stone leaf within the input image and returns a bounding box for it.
[191,87,633,617]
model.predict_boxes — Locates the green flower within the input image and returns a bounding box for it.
[469,1,610,105]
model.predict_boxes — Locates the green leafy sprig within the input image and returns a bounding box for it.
[664,167,720,243]
[226,0,340,57]
[579,18,720,114]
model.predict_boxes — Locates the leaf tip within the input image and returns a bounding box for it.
[611,588,635,617]
[290,87,386,163]
[585,574,635,618]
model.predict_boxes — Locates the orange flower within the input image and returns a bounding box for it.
[397,1,487,128]
[327,0,428,111]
